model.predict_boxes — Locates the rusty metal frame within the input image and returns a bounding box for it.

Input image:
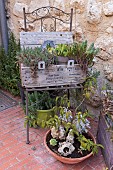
[22,6,74,144]
[23,6,73,32]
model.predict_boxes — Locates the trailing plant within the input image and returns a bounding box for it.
[72,70,100,113]
[77,134,104,155]
[0,33,20,95]
[83,70,100,100]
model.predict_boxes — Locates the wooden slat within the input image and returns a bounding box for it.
[20,64,86,88]
[20,32,73,48]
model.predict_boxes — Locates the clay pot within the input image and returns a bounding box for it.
[44,130,96,164]
[54,56,69,65]
[37,109,54,128]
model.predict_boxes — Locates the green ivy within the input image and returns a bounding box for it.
[0,33,20,95]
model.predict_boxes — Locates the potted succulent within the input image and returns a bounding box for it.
[24,91,55,128]
[44,95,103,164]
[70,40,99,72]
[52,44,73,64]
[16,40,99,88]
[50,41,99,71]
[16,46,54,76]
[16,40,99,71]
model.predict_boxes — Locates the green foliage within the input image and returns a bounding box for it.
[53,44,73,57]
[50,138,57,146]
[72,70,100,112]
[55,95,70,108]
[0,33,20,95]
[27,91,55,111]
[46,108,91,135]
[77,134,104,155]
[102,83,113,100]
[46,109,103,155]
[16,47,54,68]
[45,95,71,130]
[24,91,56,128]
[46,114,61,130]
[71,40,99,72]
[83,70,100,100]
[45,95,103,155]
[24,113,37,128]
[46,95,90,133]
[102,83,111,91]
[49,40,99,72]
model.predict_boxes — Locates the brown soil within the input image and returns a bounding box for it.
[46,132,92,158]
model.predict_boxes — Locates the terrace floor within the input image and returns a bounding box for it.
[0,92,107,170]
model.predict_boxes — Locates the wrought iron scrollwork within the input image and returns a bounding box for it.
[23,6,73,32]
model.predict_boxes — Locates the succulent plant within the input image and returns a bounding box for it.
[71,40,99,72]
[45,95,103,156]
[16,47,54,68]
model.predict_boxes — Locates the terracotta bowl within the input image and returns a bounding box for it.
[44,130,96,164]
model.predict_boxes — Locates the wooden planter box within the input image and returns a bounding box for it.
[20,63,86,88]
[97,113,113,169]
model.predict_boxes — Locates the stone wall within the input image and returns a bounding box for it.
[6,0,113,89]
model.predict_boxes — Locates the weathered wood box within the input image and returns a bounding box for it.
[20,63,86,88]
[97,113,113,170]
[20,32,86,89]
[20,32,73,49]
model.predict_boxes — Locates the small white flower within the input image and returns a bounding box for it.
[63,107,68,112]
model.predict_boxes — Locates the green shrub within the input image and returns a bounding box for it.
[0,33,20,95]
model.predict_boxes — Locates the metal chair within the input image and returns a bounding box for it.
[23,6,73,32]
